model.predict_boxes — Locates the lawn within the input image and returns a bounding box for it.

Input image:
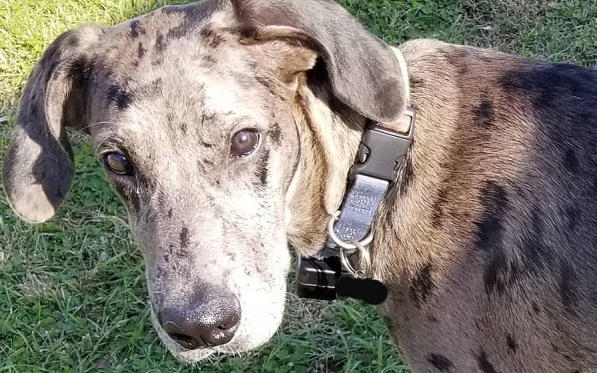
[0,0,596,372]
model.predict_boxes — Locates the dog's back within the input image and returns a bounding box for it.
[375,39,597,372]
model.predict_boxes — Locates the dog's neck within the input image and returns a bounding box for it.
[287,46,445,280]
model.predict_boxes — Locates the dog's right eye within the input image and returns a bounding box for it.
[103,152,134,175]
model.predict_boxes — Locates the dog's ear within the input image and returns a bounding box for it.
[231,0,406,123]
[2,24,102,223]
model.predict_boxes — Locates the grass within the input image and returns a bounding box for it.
[0,0,596,372]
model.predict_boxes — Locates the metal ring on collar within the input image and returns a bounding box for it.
[339,240,372,278]
[327,210,374,250]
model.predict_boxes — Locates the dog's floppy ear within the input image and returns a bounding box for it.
[232,0,406,123]
[2,24,102,223]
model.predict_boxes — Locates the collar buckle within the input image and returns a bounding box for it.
[348,106,416,182]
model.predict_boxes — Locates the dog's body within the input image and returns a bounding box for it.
[3,0,597,372]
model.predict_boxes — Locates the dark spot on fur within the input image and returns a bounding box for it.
[151,58,163,66]
[200,27,224,48]
[519,209,552,274]
[427,354,453,371]
[431,189,449,228]
[137,43,146,59]
[200,141,214,148]
[476,349,498,373]
[474,98,495,128]
[256,149,270,186]
[167,208,173,219]
[428,314,439,323]
[107,85,132,110]
[180,226,190,248]
[270,123,282,145]
[202,55,216,67]
[409,77,425,88]
[564,148,579,173]
[506,334,517,353]
[130,20,144,38]
[155,33,166,52]
[409,263,435,308]
[559,260,578,313]
[166,20,193,40]
[476,181,509,295]
[180,122,188,133]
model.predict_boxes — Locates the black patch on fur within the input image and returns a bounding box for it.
[506,334,517,353]
[256,149,270,186]
[107,85,132,110]
[270,123,282,145]
[180,226,190,248]
[130,20,144,38]
[163,2,219,39]
[409,77,425,88]
[409,263,435,308]
[167,208,173,219]
[137,43,146,59]
[427,354,453,371]
[564,148,579,173]
[476,349,498,373]
[155,33,166,52]
[431,189,449,228]
[476,181,509,295]
[180,122,188,133]
[500,62,597,112]
[519,209,552,274]
[200,27,224,48]
[559,260,578,313]
[474,97,495,128]
[201,55,216,67]
[200,141,214,148]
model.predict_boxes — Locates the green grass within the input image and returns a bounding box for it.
[1,0,596,372]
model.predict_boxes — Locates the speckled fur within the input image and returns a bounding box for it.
[3,1,597,372]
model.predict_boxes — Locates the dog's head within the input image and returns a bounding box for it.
[2,0,406,362]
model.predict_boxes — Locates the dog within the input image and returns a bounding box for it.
[3,0,597,371]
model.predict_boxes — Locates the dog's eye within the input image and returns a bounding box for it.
[230,129,260,157]
[104,152,134,175]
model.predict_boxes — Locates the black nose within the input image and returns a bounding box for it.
[159,287,241,350]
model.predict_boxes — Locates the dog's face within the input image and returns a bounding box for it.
[2,0,406,362]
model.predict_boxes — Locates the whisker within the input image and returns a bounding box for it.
[77,120,115,134]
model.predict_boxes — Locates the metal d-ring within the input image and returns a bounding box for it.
[339,240,372,278]
[327,210,374,250]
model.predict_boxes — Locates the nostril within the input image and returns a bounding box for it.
[161,319,206,350]
[200,296,241,347]
[168,333,201,350]
[158,290,241,349]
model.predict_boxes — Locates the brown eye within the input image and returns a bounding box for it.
[104,152,134,175]
[230,129,260,157]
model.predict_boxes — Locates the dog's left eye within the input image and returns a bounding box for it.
[230,129,260,157]
[103,152,134,175]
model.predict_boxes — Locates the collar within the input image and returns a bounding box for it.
[297,47,416,302]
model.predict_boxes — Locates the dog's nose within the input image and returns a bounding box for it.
[159,287,241,350]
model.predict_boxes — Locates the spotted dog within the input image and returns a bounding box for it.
[3,0,597,372]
